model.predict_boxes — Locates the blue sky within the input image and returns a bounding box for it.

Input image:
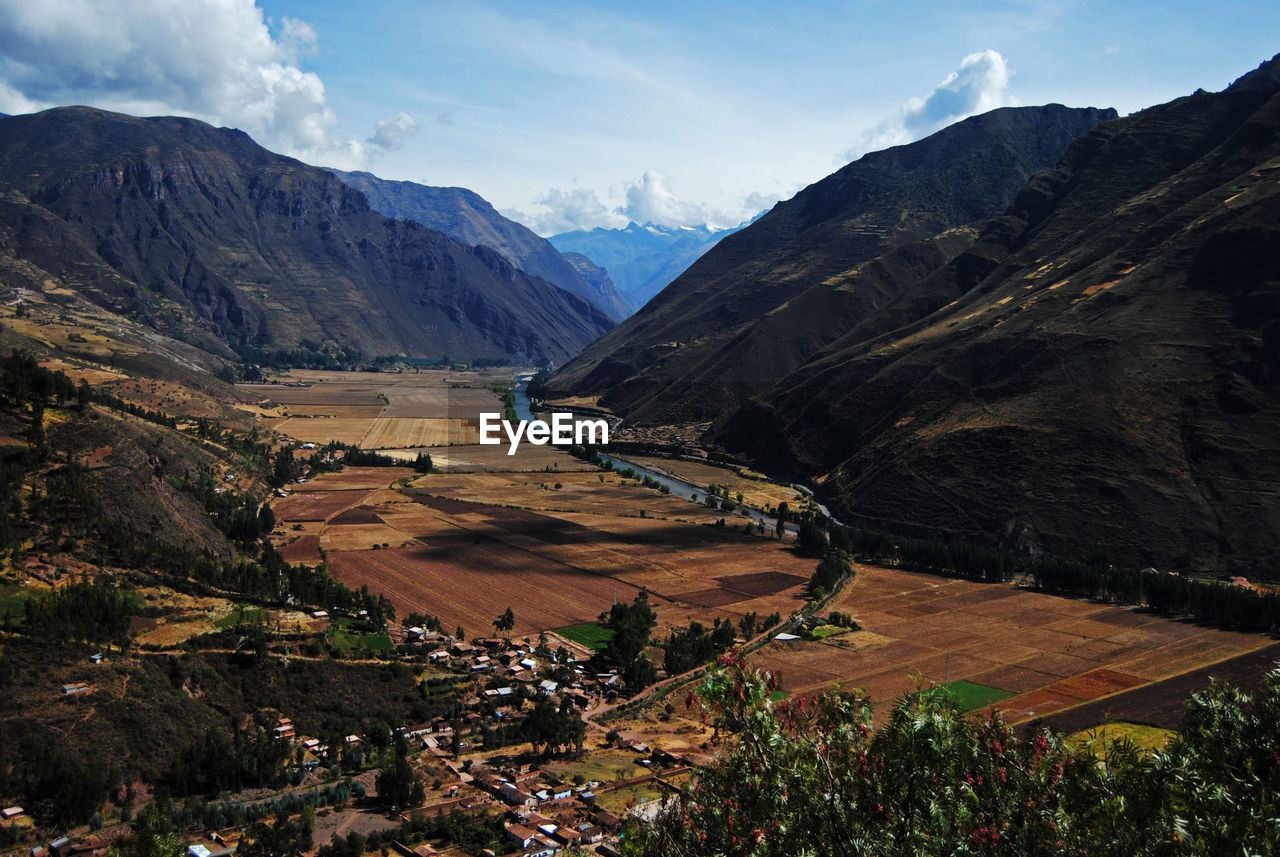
[1,1,1277,233]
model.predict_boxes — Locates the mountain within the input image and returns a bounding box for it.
[548,104,1116,422]
[329,170,635,321]
[550,220,744,308]
[0,107,613,366]
[717,56,1280,573]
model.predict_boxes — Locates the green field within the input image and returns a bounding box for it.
[1068,721,1175,758]
[554,623,616,651]
[941,680,1014,711]
[328,629,394,655]
[809,624,851,640]
[215,606,268,629]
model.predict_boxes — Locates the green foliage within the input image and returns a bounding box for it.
[663,618,736,676]
[796,520,828,557]
[523,695,586,756]
[166,723,293,797]
[809,549,853,595]
[636,658,1280,857]
[600,591,658,692]
[22,577,142,644]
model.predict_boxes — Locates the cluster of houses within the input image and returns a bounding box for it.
[401,631,623,706]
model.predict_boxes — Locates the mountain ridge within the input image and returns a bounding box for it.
[330,169,635,321]
[549,104,1116,421]
[716,60,1280,572]
[0,107,614,366]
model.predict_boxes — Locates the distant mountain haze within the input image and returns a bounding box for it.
[549,104,1115,423]
[550,220,746,309]
[0,107,613,365]
[329,170,636,321]
[716,55,1280,573]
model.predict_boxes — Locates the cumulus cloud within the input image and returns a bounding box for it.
[0,0,413,169]
[368,112,418,151]
[513,171,774,236]
[622,170,716,228]
[841,50,1015,162]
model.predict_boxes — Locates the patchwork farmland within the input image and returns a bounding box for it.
[270,458,814,640]
[750,564,1275,726]
[258,369,1280,742]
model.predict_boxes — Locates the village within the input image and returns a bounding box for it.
[15,610,703,857]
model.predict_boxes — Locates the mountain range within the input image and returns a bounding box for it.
[550,104,1115,423]
[550,220,746,309]
[330,170,635,321]
[552,55,1280,573]
[0,107,614,366]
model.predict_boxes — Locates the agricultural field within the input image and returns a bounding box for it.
[749,564,1276,727]
[270,460,814,640]
[238,368,516,448]
[1067,721,1175,758]
[554,623,616,651]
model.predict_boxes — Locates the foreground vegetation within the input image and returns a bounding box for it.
[632,655,1280,856]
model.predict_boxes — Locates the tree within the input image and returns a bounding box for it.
[493,606,515,635]
[374,742,418,809]
[797,520,827,557]
[455,625,465,641]
[601,591,658,692]
[635,659,1280,857]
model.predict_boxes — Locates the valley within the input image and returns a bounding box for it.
[1,35,1279,857]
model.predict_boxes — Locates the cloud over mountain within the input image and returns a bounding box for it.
[516,170,763,235]
[842,50,1016,161]
[0,0,412,169]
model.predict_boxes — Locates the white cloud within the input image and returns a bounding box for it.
[512,172,773,236]
[841,50,1016,162]
[0,0,413,169]
[512,187,626,235]
[622,170,716,229]
[368,112,419,151]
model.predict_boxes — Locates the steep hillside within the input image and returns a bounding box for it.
[719,59,1280,574]
[330,170,635,320]
[0,108,613,366]
[549,105,1115,421]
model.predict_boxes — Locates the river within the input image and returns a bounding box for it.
[515,375,797,533]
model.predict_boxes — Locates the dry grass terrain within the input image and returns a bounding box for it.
[238,368,516,447]
[750,564,1273,726]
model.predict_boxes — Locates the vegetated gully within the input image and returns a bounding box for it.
[516,374,806,534]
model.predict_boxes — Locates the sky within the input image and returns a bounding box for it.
[0,0,1277,235]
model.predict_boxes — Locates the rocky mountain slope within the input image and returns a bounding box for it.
[330,170,634,321]
[717,56,1280,573]
[0,108,613,366]
[549,105,1115,421]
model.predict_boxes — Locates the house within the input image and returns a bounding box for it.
[88,652,104,665]
[575,824,603,843]
[1,806,23,820]
[590,808,622,830]
[504,824,536,849]
[498,783,537,807]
